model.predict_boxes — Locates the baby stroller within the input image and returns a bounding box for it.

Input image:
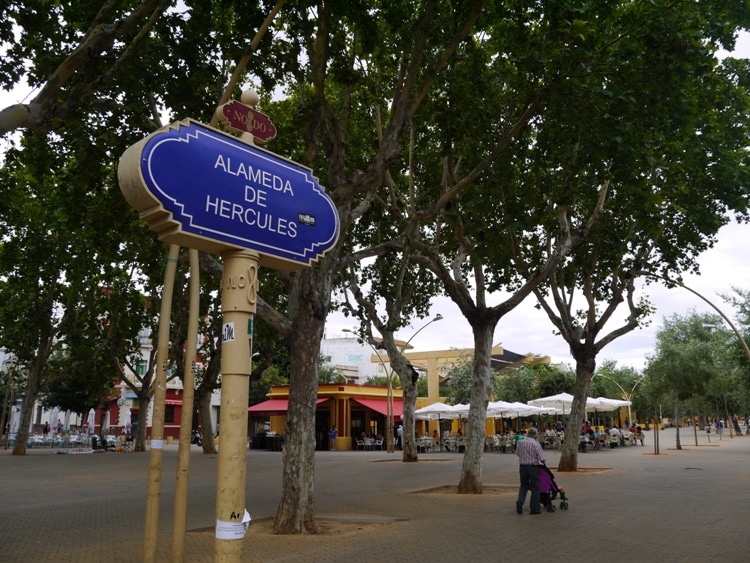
[539,463,569,512]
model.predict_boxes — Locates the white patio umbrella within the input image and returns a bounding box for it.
[528,392,576,415]
[591,397,632,409]
[49,407,60,434]
[588,396,633,426]
[10,405,21,434]
[415,402,460,451]
[414,402,460,420]
[450,403,470,418]
[123,408,132,434]
[86,408,96,434]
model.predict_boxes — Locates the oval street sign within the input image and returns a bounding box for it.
[220,101,277,141]
[118,119,339,271]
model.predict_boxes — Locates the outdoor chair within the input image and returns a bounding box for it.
[485,436,495,451]
[355,438,365,450]
[554,433,564,450]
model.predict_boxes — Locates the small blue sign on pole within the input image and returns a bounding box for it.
[118,119,339,271]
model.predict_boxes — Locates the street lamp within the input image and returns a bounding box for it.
[645,273,750,437]
[595,372,644,426]
[342,328,394,450]
[343,313,444,453]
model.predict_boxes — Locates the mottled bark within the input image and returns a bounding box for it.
[557,357,596,472]
[400,378,419,462]
[457,323,494,493]
[273,269,329,534]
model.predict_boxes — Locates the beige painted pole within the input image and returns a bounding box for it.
[171,248,201,561]
[214,249,258,561]
[143,243,180,562]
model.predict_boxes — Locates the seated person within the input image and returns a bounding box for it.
[608,425,622,447]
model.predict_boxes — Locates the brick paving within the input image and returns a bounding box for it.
[1,427,748,562]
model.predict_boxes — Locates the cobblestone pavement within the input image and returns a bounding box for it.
[1,427,748,562]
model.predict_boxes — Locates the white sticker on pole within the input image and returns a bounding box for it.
[222,322,235,342]
[150,439,164,450]
[216,509,251,539]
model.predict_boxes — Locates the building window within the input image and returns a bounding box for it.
[165,405,175,424]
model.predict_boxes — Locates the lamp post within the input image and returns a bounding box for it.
[646,273,750,437]
[343,329,394,450]
[595,372,644,426]
[393,314,443,453]
[343,313,443,453]
[645,274,750,365]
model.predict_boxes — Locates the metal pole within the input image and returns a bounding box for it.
[171,249,200,561]
[214,249,258,561]
[143,244,180,562]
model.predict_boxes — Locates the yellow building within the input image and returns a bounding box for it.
[249,344,549,450]
[249,383,403,451]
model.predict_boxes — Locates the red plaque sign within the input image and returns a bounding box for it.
[220,100,277,141]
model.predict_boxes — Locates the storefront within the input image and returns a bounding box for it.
[248,383,404,451]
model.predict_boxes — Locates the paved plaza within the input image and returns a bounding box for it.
[1,427,748,562]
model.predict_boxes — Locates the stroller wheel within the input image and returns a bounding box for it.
[560,501,568,510]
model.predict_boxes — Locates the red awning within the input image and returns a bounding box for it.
[248,398,328,415]
[351,398,403,419]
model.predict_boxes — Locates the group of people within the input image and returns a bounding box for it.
[579,420,644,451]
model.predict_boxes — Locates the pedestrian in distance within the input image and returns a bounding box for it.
[329,425,337,451]
[515,426,546,515]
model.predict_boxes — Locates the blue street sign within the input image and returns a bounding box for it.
[118,119,339,270]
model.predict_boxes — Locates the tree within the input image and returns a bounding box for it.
[443,353,474,405]
[0,0,273,456]
[508,0,750,471]
[239,2,489,531]
[645,312,724,449]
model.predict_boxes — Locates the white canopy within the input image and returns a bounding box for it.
[87,408,96,434]
[414,402,461,420]
[527,392,576,414]
[49,407,60,434]
[528,393,618,414]
[588,397,632,411]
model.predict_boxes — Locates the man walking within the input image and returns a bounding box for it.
[329,426,338,451]
[515,427,545,515]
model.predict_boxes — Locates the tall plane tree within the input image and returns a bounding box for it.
[522,2,750,471]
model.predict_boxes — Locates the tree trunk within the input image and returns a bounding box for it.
[273,271,327,534]
[133,392,150,452]
[674,395,681,450]
[400,373,418,463]
[557,356,596,472]
[457,323,494,493]
[11,364,41,455]
[12,348,50,455]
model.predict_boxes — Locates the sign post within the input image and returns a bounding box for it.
[213,248,258,560]
[118,90,339,561]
